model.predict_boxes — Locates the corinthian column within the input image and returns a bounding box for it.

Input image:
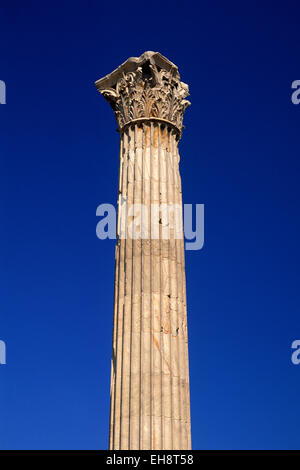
[95,51,191,450]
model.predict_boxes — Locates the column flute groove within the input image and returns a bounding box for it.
[166,127,173,449]
[149,122,153,449]
[170,130,182,449]
[157,123,162,450]
[139,124,144,450]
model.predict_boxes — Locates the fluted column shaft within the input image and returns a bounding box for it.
[95,51,192,450]
[109,121,191,450]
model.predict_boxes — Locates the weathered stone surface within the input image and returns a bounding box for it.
[95,51,190,136]
[96,52,191,450]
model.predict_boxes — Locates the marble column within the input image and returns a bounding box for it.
[95,51,191,450]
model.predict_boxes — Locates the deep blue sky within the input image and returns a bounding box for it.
[1,1,300,450]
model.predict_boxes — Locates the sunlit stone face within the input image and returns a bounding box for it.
[96,52,191,450]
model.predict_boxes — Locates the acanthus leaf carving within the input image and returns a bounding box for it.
[96,52,190,136]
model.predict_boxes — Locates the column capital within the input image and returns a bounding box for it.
[95,51,190,136]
